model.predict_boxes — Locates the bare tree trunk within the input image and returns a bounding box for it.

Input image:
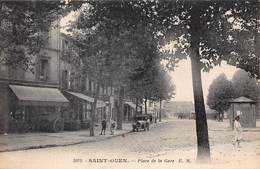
[135,98,138,114]
[218,111,221,121]
[159,99,162,122]
[144,98,147,114]
[116,86,124,130]
[90,83,100,136]
[190,55,210,162]
[190,2,210,162]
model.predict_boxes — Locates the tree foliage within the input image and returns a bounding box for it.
[231,69,260,101]
[0,1,81,69]
[207,74,234,117]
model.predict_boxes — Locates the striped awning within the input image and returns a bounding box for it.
[9,85,69,106]
[66,91,94,103]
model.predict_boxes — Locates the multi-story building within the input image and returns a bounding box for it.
[59,33,118,128]
[0,21,134,134]
[0,20,69,134]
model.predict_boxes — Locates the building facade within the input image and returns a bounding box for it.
[0,20,69,134]
[59,33,118,129]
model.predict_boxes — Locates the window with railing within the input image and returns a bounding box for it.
[38,59,49,81]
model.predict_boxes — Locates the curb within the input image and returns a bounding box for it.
[0,130,132,153]
[0,121,169,153]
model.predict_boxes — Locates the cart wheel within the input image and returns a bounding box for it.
[51,118,64,133]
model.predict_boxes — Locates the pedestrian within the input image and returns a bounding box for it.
[100,118,107,135]
[110,120,116,135]
[233,115,242,149]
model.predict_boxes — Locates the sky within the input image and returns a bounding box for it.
[170,59,238,102]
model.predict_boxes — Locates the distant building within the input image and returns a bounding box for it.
[163,101,194,119]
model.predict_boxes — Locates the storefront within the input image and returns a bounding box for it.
[124,101,136,122]
[96,100,106,123]
[64,91,94,129]
[8,85,69,133]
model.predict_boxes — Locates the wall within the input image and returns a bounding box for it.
[0,19,61,85]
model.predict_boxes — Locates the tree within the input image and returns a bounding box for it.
[231,69,260,101]
[0,1,81,70]
[152,1,258,161]
[207,74,234,121]
[153,68,175,122]
[126,55,162,114]
[66,0,259,161]
[64,1,162,133]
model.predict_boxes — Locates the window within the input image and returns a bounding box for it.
[99,86,103,95]
[85,77,89,91]
[103,85,106,95]
[92,82,95,92]
[111,87,114,95]
[81,77,86,91]
[105,86,108,95]
[107,86,111,95]
[61,70,68,89]
[89,80,92,91]
[70,72,75,90]
[39,59,48,81]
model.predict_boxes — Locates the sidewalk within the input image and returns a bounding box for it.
[0,121,168,153]
[0,123,133,152]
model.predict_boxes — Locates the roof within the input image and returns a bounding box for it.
[229,96,256,103]
[9,85,69,106]
[66,91,94,103]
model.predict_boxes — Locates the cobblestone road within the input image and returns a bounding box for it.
[0,119,259,169]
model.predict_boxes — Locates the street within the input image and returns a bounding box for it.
[0,119,260,169]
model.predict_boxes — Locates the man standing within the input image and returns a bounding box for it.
[110,119,116,135]
[100,118,107,135]
[234,115,242,149]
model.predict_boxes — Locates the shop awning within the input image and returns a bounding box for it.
[125,101,136,109]
[9,85,69,106]
[66,91,94,103]
[66,91,105,108]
